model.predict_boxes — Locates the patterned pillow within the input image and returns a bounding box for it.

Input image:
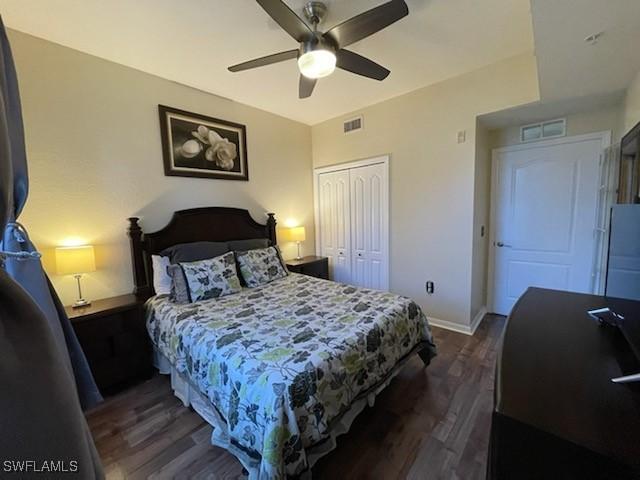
[151,255,171,295]
[167,252,241,303]
[166,264,190,304]
[236,246,288,288]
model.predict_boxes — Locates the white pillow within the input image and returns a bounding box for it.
[151,255,171,295]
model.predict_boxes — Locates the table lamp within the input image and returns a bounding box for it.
[282,226,306,260]
[55,245,96,308]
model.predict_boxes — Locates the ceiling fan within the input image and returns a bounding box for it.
[228,0,409,99]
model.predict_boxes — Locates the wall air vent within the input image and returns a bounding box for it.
[343,116,363,134]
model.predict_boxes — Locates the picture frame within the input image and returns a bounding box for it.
[158,105,248,181]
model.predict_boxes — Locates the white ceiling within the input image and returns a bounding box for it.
[0,0,534,125]
[531,0,640,102]
[480,0,640,129]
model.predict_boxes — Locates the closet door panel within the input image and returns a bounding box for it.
[367,166,386,275]
[319,179,334,248]
[334,171,351,283]
[353,256,367,287]
[351,174,366,254]
[318,174,336,269]
[350,168,367,287]
[318,170,351,283]
[350,163,388,289]
[370,173,382,255]
[370,260,382,290]
[335,174,350,252]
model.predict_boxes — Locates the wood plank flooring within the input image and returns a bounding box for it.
[86,314,505,479]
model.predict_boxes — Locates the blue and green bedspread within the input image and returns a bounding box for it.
[146,273,435,479]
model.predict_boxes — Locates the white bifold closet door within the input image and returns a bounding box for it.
[316,159,389,290]
[350,163,388,289]
[318,169,352,283]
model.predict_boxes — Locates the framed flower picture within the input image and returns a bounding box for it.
[158,105,248,181]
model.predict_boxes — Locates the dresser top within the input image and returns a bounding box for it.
[497,288,640,467]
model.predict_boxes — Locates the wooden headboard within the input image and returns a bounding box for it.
[127,207,277,298]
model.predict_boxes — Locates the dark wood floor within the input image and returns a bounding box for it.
[86,315,505,480]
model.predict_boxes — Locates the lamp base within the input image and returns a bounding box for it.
[72,298,91,308]
[72,274,90,308]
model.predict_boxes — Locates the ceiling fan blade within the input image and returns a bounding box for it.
[299,75,317,99]
[324,0,409,48]
[336,49,390,81]
[228,49,298,72]
[256,0,313,42]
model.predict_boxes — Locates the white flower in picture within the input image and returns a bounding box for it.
[179,139,202,158]
[212,139,237,170]
[193,125,238,170]
[192,125,211,144]
[207,129,222,145]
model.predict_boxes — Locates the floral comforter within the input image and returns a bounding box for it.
[146,273,435,479]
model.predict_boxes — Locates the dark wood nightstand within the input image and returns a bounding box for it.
[286,256,329,280]
[66,294,153,395]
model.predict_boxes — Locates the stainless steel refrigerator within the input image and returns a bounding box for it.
[606,204,640,300]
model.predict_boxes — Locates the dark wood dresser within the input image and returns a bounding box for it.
[285,256,329,280]
[488,288,640,479]
[66,294,153,395]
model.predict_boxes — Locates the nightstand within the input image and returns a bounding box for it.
[66,294,153,395]
[286,256,329,280]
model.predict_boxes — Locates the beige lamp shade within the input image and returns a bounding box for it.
[282,226,306,242]
[55,245,96,275]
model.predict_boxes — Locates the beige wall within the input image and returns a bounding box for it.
[489,105,622,148]
[311,54,539,327]
[11,30,314,305]
[470,120,491,323]
[623,71,640,134]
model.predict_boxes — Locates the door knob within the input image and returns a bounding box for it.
[496,242,512,248]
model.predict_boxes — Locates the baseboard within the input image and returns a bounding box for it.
[429,306,487,336]
[469,306,487,335]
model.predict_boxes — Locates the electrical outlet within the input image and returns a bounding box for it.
[426,281,434,294]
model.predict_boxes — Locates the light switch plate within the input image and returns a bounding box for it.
[457,130,466,143]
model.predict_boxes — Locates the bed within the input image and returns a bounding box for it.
[128,207,436,479]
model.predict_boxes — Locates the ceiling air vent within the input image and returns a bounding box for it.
[343,116,363,134]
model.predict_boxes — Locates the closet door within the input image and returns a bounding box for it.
[350,163,389,290]
[318,170,352,283]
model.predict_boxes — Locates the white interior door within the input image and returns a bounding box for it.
[492,134,605,315]
[350,163,389,289]
[318,170,352,283]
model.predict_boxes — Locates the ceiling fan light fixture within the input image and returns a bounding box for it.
[228,0,409,98]
[297,49,336,79]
